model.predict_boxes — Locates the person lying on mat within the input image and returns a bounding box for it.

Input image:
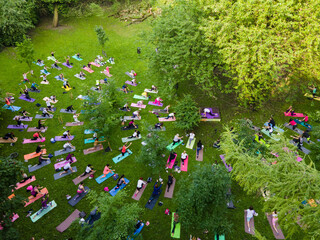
[288,118,298,130]
[14,116,23,127]
[124,120,137,129]
[196,140,203,159]
[28,185,43,199]
[37,119,46,130]
[32,131,43,140]
[181,151,188,166]
[22,72,30,82]
[173,161,181,172]
[188,131,195,146]
[42,108,53,117]
[115,175,127,189]
[128,130,141,139]
[59,161,75,175]
[118,142,132,159]
[202,108,215,118]
[285,106,295,115]
[63,80,71,89]
[167,173,174,192]
[33,194,52,219]
[171,210,180,236]
[121,84,129,94]
[18,170,33,184]
[246,206,258,232]
[74,182,87,200]
[60,141,75,152]
[78,164,94,178]
[291,135,303,150]
[99,164,115,180]
[21,85,31,100]
[165,112,175,120]
[155,122,163,130]
[3,132,15,140]
[31,82,39,91]
[267,210,279,234]
[132,110,140,118]
[134,177,145,197]
[38,153,50,165]
[148,180,163,204]
[172,134,183,146]
[62,130,72,139]
[86,138,107,152]
[79,71,86,78]
[213,139,220,148]
[308,85,317,98]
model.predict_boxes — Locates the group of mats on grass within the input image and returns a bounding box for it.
[1,51,319,239]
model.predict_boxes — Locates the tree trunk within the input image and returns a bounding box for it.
[53,4,59,27]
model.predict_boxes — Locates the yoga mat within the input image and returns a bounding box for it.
[214,235,225,240]
[54,76,63,81]
[13,116,33,121]
[200,108,220,119]
[283,123,303,135]
[101,70,112,77]
[152,109,168,113]
[109,178,130,196]
[121,125,139,130]
[28,88,40,93]
[304,93,320,101]
[40,81,49,85]
[31,200,57,223]
[123,116,141,120]
[35,62,44,66]
[144,89,158,93]
[167,140,183,151]
[132,181,147,201]
[2,104,21,111]
[122,136,141,143]
[171,212,181,239]
[35,114,53,119]
[95,171,114,184]
[47,56,56,61]
[54,167,77,180]
[128,223,144,239]
[15,176,36,190]
[72,55,82,61]
[27,127,48,132]
[90,62,100,67]
[68,186,90,206]
[54,136,74,141]
[133,95,148,100]
[73,170,96,185]
[119,108,131,112]
[62,62,73,68]
[289,140,311,154]
[61,86,72,91]
[220,155,232,172]
[261,129,280,141]
[244,210,255,235]
[125,72,135,78]
[23,137,46,144]
[83,67,94,73]
[180,155,188,172]
[164,178,176,198]
[265,213,285,239]
[0,137,18,143]
[40,70,51,75]
[196,148,203,161]
[74,74,85,80]
[84,129,96,134]
[254,135,270,148]
[148,101,163,107]
[54,157,77,169]
[166,154,177,169]
[65,122,84,126]
[40,107,56,112]
[60,109,77,114]
[24,149,47,161]
[159,117,176,122]
[264,123,284,133]
[130,103,146,108]
[186,138,196,149]
[149,127,166,131]
[294,119,312,129]
[125,81,137,86]
[19,95,35,102]
[28,160,51,173]
[145,189,162,210]
[24,188,48,207]
[283,112,304,117]
[7,125,28,129]
[43,97,57,103]
[112,149,133,163]
[84,136,105,144]
[83,144,104,155]
[56,209,80,232]
[54,148,75,157]
[51,64,62,70]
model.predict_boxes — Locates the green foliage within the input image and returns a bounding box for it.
[73,190,144,240]
[308,111,320,123]
[176,164,232,235]
[95,25,109,50]
[0,0,37,47]
[62,3,104,18]
[15,36,34,69]
[135,132,168,174]
[174,94,200,130]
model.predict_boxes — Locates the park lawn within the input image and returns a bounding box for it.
[0,12,318,240]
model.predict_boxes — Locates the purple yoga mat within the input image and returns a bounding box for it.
[201,108,220,119]
[62,62,73,68]
[125,80,137,86]
[54,157,77,169]
[148,101,163,107]
[23,137,46,144]
[27,127,47,132]
[244,210,255,235]
[54,136,74,141]
[19,95,35,102]
[164,178,175,198]
[13,116,33,121]
[266,213,285,239]
[8,125,28,129]
[220,155,232,172]
[132,181,148,201]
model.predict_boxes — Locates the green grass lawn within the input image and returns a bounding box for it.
[0,12,318,240]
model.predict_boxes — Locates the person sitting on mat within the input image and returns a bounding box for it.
[155,122,163,130]
[171,211,180,236]
[154,97,162,105]
[299,114,309,124]
[14,116,23,127]
[21,86,31,100]
[167,173,174,192]
[60,141,75,152]
[59,161,75,176]
[18,170,33,184]
[148,180,163,204]
[118,143,132,159]
[136,100,144,106]
[66,105,74,112]
[132,110,140,119]
[308,85,317,98]
[202,108,215,118]
[30,82,39,91]
[79,71,86,78]
[32,194,52,219]
[150,85,157,91]
[291,135,303,151]
[181,151,188,166]
[268,117,276,127]
[124,120,137,129]
[288,118,298,130]
[58,73,65,81]
[50,95,57,103]
[105,66,111,74]
[172,134,183,146]
[256,132,264,142]
[99,164,115,180]
[28,185,43,199]
[62,130,72,139]
[22,72,29,82]
[108,57,114,64]
[246,206,258,232]
[32,131,43,140]
[86,138,107,153]
[121,84,129,94]
[66,56,71,66]
[120,102,130,111]
[73,113,81,123]
[95,85,102,91]
[196,140,203,159]
[134,177,145,197]
[51,51,55,57]
[38,153,50,165]
[128,130,140,139]
[78,164,94,178]
[42,66,49,74]
[302,130,311,143]
[63,80,71,89]
[37,119,46,130]
[74,182,87,200]
[213,139,220,149]
[45,99,53,110]
[165,112,175,120]
[3,132,15,140]
[115,175,127,189]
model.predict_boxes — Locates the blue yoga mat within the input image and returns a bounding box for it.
[109,178,130,196]
[145,190,162,210]
[95,171,114,184]
[3,104,21,112]
[68,187,90,206]
[112,150,133,163]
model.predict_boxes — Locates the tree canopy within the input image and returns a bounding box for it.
[174,94,200,130]
[15,36,34,69]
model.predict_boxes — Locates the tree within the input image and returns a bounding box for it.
[176,164,232,236]
[15,36,34,69]
[73,191,144,240]
[95,26,109,52]
[174,94,200,130]
[135,132,168,174]
[0,157,25,240]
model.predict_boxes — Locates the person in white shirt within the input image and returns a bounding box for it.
[181,151,188,166]
[172,134,183,146]
[164,105,170,113]
[59,161,75,176]
[132,110,140,118]
[246,206,258,232]
[78,164,94,178]
[203,108,214,118]
[60,141,75,152]
[134,177,145,197]
[46,100,52,110]
[165,112,175,119]
[120,102,130,111]
[188,132,195,146]
[73,113,80,123]
[62,130,71,139]
[128,130,140,139]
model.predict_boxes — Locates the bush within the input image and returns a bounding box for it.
[174,94,200,130]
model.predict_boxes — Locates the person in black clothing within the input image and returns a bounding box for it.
[66,105,74,112]
[37,119,46,129]
[38,153,50,165]
[302,130,311,143]
[167,173,174,192]
[269,117,276,127]
[213,139,220,148]
[4,132,15,140]
[291,135,303,150]
[155,122,163,130]
[196,140,203,158]
[15,116,22,127]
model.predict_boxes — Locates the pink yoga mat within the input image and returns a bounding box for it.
[148,101,163,107]
[265,213,285,239]
[72,171,96,185]
[283,112,304,117]
[132,181,147,201]
[83,144,104,155]
[244,210,255,235]
[27,127,48,132]
[23,137,46,144]
[15,176,36,190]
[56,209,80,232]
[83,67,94,73]
[13,116,33,121]
[65,122,84,126]
[180,156,188,172]
[54,157,77,170]
[125,81,137,86]
[131,103,146,109]
[164,178,175,198]
[196,148,203,161]
[90,62,100,67]
[54,135,74,141]
[62,62,73,68]
[159,117,176,122]
[166,154,177,169]
[101,70,112,77]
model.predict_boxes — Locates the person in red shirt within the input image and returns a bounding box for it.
[117,142,132,160]
[32,131,43,140]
